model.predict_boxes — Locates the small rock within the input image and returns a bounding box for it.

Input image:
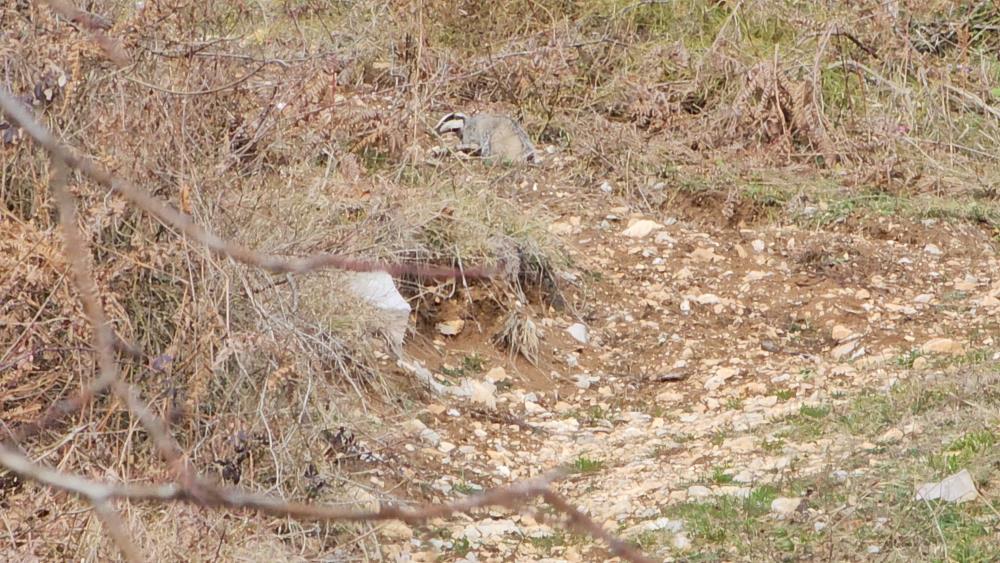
[625,517,684,537]
[438,441,457,454]
[924,244,943,256]
[566,323,589,344]
[524,401,547,415]
[403,419,442,447]
[464,379,497,409]
[379,521,413,541]
[916,469,978,503]
[553,401,573,413]
[716,486,752,499]
[687,485,712,499]
[470,519,520,541]
[654,369,688,382]
[599,180,613,193]
[912,356,929,369]
[877,428,904,444]
[654,231,676,245]
[436,319,465,336]
[695,293,721,305]
[673,532,692,550]
[704,367,739,391]
[751,239,766,253]
[921,338,964,355]
[771,497,802,515]
[622,219,663,238]
[344,272,411,350]
[689,247,720,262]
[761,340,781,353]
[485,366,510,383]
[955,276,978,291]
[548,221,574,236]
[831,339,859,360]
[831,325,854,342]
[723,435,756,453]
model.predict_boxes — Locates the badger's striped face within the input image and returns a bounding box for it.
[434,112,467,135]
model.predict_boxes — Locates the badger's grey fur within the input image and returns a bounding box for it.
[434,112,537,163]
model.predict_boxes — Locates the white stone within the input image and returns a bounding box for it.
[468,519,520,541]
[751,239,766,253]
[771,497,802,514]
[622,219,663,238]
[460,378,497,409]
[724,435,756,453]
[695,293,721,305]
[915,469,978,503]
[673,532,692,550]
[924,244,943,256]
[831,339,859,360]
[566,323,589,344]
[921,338,964,355]
[403,419,441,447]
[436,319,465,336]
[704,367,739,390]
[344,272,411,350]
[523,401,547,415]
[716,486,752,499]
[831,325,854,342]
[687,485,712,499]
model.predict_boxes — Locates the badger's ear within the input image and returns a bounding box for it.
[434,112,467,134]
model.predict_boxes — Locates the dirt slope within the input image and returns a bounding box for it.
[386,161,1000,561]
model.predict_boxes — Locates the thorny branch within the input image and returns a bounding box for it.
[0,52,655,563]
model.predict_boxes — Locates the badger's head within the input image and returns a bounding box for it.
[433,112,468,136]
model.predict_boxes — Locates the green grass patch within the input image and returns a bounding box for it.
[774,389,795,401]
[710,466,734,485]
[929,429,998,474]
[571,456,605,474]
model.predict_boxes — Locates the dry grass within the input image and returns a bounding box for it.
[2,0,1000,560]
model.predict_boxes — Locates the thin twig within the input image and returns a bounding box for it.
[92,502,144,563]
[542,490,658,563]
[122,63,268,97]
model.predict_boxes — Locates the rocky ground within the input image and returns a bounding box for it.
[376,158,1000,561]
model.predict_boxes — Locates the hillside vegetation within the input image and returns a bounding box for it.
[2,1,999,561]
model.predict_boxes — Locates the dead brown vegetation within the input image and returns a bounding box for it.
[3,0,1000,560]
